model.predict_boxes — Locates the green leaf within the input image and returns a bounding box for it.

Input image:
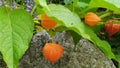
[36,6,44,15]
[0,7,34,68]
[43,4,115,59]
[119,63,120,68]
[80,0,90,3]
[105,0,120,8]
[64,0,73,4]
[73,0,78,5]
[35,0,50,11]
[115,55,120,68]
[96,40,115,59]
[55,26,68,32]
[115,55,120,61]
[76,2,88,8]
[88,0,120,13]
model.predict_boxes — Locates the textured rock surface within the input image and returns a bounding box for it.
[0,30,116,68]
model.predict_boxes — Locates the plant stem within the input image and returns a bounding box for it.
[31,4,37,15]
[79,7,91,14]
[113,12,120,15]
[99,12,111,19]
[113,17,120,20]
[52,37,54,43]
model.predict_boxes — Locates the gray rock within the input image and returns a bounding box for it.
[19,30,116,68]
[0,30,116,68]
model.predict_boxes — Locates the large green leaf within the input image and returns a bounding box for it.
[105,0,120,8]
[43,4,115,59]
[88,0,120,13]
[0,7,34,68]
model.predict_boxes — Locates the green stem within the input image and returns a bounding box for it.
[99,12,111,19]
[31,4,37,15]
[113,12,120,15]
[113,17,120,20]
[79,7,91,14]
[52,37,54,43]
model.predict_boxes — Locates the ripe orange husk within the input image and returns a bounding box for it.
[104,24,120,36]
[84,12,101,26]
[43,43,64,63]
[41,14,57,29]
